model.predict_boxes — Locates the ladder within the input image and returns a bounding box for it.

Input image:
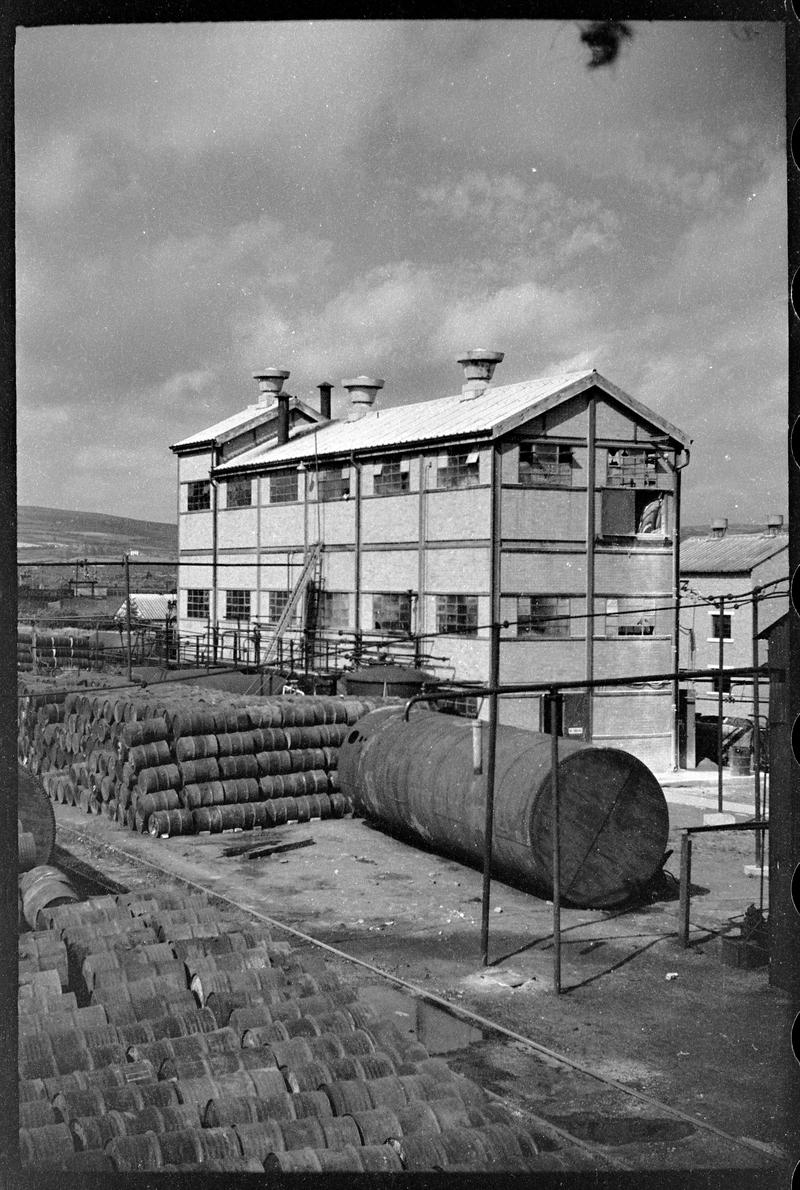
[262,542,322,666]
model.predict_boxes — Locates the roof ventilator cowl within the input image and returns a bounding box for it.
[253,367,291,444]
[457,349,504,399]
[710,518,728,539]
[765,514,783,537]
[342,375,384,422]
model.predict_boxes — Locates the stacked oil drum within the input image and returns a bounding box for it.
[18,887,552,1172]
[17,626,106,673]
[18,685,380,838]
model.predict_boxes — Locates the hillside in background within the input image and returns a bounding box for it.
[18,506,177,561]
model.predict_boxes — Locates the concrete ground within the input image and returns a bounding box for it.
[51,771,796,1180]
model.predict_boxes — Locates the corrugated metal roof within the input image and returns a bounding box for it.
[170,397,321,451]
[213,369,690,473]
[681,533,788,574]
[115,593,175,622]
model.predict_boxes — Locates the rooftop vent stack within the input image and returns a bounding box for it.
[317,382,333,421]
[457,349,505,398]
[253,368,291,444]
[711,518,728,539]
[766,513,784,536]
[342,375,384,422]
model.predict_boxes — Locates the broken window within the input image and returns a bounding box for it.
[373,592,413,633]
[186,480,211,512]
[518,442,573,486]
[436,594,478,636]
[436,449,481,490]
[517,595,570,638]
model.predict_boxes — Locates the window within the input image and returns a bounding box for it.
[186,589,210,620]
[226,477,252,508]
[436,594,478,637]
[318,592,350,631]
[601,489,666,537]
[269,469,299,504]
[315,466,350,502]
[435,449,480,490]
[605,597,655,636]
[225,590,251,621]
[518,442,573,486]
[373,593,412,634]
[268,590,291,624]
[373,458,410,496]
[605,448,659,488]
[710,613,732,640]
[517,595,570,638]
[186,480,211,512]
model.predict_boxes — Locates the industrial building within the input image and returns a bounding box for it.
[679,518,788,721]
[170,352,691,770]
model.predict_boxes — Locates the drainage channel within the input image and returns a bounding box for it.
[49,823,783,1178]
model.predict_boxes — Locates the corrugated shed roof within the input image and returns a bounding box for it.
[115,593,175,622]
[170,397,322,450]
[681,533,788,574]
[213,369,690,473]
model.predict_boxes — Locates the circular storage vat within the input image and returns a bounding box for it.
[338,707,669,909]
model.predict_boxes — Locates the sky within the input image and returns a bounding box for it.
[15,19,787,527]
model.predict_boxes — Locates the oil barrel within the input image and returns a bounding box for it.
[338,707,669,909]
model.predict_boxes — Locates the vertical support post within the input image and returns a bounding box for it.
[679,831,692,947]
[549,690,562,994]
[752,586,762,864]
[480,624,501,967]
[584,397,596,742]
[124,553,132,681]
[671,461,682,770]
[717,595,725,812]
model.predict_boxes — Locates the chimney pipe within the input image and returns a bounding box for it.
[457,349,504,398]
[710,518,728,539]
[766,513,784,536]
[317,382,333,421]
[253,368,291,445]
[342,375,384,422]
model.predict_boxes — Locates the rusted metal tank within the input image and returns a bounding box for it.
[338,707,669,909]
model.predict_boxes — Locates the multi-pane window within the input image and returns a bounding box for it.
[518,442,573,486]
[225,590,251,621]
[435,449,480,490]
[226,477,252,508]
[373,593,412,634]
[267,590,291,624]
[186,480,211,511]
[517,595,570,638]
[437,695,479,719]
[315,466,350,502]
[373,458,411,496]
[435,594,478,637]
[186,589,210,620]
[269,469,299,504]
[318,592,350,630]
[605,597,656,636]
[710,613,732,640]
[605,448,659,487]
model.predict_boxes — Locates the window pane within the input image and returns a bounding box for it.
[711,614,732,640]
[519,443,573,486]
[315,467,350,502]
[601,488,636,536]
[319,592,350,630]
[436,594,478,636]
[226,478,252,508]
[612,597,655,636]
[517,595,569,638]
[186,589,209,619]
[436,450,480,491]
[269,469,299,504]
[373,593,412,633]
[373,459,410,496]
[606,448,659,488]
[225,590,251,621]
[268,590,291,623]
[187,481,211,512]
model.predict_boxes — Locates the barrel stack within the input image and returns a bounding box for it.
[17,684,378,839]
[17,886,549,1172]
[18,627,106,673]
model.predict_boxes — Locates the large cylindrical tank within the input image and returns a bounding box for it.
[338,707,669,909]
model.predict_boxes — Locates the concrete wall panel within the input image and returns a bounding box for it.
[501,551,586,593]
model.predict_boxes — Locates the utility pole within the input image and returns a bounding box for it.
[716,594,725,813]
[752,586,762,863]
[124,553,133,681]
